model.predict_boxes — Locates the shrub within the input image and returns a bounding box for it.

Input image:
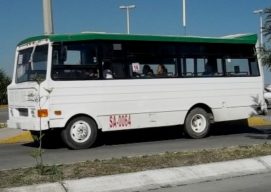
[0,68,11,105]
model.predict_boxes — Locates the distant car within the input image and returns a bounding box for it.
[264,88,271,109]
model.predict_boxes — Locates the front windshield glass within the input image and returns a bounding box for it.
[16,45,48,83]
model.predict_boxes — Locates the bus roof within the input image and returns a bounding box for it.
[18,33,257,46]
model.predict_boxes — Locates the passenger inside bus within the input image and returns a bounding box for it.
[142,64,154,77]
[203,58,216,76]
[103,61,114,79]
[156,64,168,77]
[84,68,98,79]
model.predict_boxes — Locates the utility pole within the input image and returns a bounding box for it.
[42,0,54,34]
[182,0,186,35]
[253,9,264,47]
[119,5,136,34]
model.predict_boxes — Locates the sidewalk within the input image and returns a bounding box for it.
[1,155,271,192]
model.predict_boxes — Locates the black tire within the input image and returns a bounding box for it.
[184,108,210,139]
[61,116,97,150]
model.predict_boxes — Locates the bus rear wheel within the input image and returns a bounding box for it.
[61,116,97,150]
[184,108,210,139]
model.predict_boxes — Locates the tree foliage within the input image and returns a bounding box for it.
[0,68,11,105]
[262,7,271,68]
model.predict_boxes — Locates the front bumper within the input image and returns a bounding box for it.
[7,118,49,131]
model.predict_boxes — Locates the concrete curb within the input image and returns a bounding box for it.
[2,155,271,192]
[248,116,271,126]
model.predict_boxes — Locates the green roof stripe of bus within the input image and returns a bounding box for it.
[18,33,257,46]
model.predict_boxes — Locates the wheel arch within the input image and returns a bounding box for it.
[185,103,214,124]
[64,113,100,130]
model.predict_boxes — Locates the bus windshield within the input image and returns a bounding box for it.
[16,45,48,83]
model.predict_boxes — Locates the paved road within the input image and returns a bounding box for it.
[0,121,270,170]
[0,108,8,123]
[144,171,271,192]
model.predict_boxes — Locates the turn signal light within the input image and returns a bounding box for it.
[54,110,62,116]
[37,109,48,118]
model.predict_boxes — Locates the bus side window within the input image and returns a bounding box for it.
[250,59,260,76]
[65,50,81,65]
[183,58,194,77]
[130,62,141,78]
[103,61,114,79]
[225,58,250,76]
[112,62,126,79]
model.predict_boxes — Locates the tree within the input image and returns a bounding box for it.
[0,68,11,105]
[262,8,271,68]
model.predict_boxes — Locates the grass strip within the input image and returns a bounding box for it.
[1,143,271,189]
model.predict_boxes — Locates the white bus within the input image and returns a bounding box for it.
[7,33,265,149]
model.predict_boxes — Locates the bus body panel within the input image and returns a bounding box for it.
[7,33,264,138]
[7,82,50,131]
[45,76,262,132]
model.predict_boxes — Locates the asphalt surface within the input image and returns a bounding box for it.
[145,171,271,192]
[0,122,270,170]
[0,108,8,123]
[1,106,271,170]
[1,107,271,191]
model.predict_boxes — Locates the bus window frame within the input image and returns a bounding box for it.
[50,40,260,81]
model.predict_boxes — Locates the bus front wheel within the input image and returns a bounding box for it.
[184,108,210,139]
[61,116,97,150]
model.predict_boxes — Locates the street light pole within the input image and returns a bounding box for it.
[182,0,186,35]
[253,9,264,47]
[42,0,54,34]
[120,5,136,34]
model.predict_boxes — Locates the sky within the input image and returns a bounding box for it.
[0,0,271,82]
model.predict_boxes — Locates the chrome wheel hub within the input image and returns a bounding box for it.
[70,120,91,143]
[191,114,207,133]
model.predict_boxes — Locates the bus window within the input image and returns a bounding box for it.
[129,58,177,78]
[201,58,223,77]
[250,59,260,76]
[225,58,251,76]
[111,62,126,79]
[65,50,81,65]
[196,58,205,76]
[16,45,48,83]
[183,58,194,77]
[101,43,127,79]
[216,59,224,76]
[51,43,99,80]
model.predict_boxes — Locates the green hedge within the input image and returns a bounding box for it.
[0,69,11,105]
